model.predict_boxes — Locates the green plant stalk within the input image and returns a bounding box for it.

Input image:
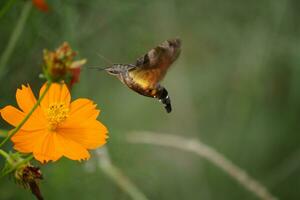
[1,154,33,178]
[0,1,32,80]
[0,81,51,148]
[0,0,17,19]
[0,149,10,160]
[97,148,149,200]
[101,164,148,200]
[128,132,278,200]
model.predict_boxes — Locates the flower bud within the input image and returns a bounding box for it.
[15,164,44,200]
[43,42,86,87]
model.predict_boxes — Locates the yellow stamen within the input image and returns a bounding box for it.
[46,103,69,131]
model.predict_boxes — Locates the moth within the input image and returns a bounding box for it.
[91,38,181,113]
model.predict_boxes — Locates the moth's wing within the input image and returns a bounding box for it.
[135,38,181,69]
[135,46,164,68]
[132,39,181,84]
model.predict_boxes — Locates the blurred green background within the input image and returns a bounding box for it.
[1,0,300,199]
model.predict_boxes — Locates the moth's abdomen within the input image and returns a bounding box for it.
[123,73,156,98]
[122,72,172,113]
[156,87,172,113]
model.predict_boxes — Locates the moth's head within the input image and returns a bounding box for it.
[160,38,181,62]
[167,38,181,49]
[104,67,119,75]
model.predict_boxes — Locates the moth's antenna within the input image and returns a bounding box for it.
[85,52,113,71]
[86,66,107,71]
[96,52,113,65]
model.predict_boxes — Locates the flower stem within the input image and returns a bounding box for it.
[1,154,33,178]
[0,154,34,178]
[0,1,32,80]
[128,132,278,200]
[0,149,9,160]
[0,81,51,148]
[96,147,149,200]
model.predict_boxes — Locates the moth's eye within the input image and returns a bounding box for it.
[143,54,150,64]
[168,39,181,48]
[169,42,178,48]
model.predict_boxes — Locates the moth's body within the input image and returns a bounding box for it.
[102,38,181,113]
[106,64,161,98]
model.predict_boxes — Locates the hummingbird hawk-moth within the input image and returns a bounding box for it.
[91,38,181,113]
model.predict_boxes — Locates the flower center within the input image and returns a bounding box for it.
[46,103,69,131]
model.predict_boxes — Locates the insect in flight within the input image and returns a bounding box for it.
[89,38,181,113]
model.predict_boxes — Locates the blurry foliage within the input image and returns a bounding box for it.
[1,0,300,199]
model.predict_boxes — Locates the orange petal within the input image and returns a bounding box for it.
[16,84,46,124]
[33,132,62,163]
[16,84,37,112]
[40,83,71,110]
[12,129,47,153]
[62,98,99,126]
[32,0,49,12]
[58,120,108,149]
[1,106,46,131]
[56,133,90,161]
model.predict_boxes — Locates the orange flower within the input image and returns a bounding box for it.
[0,83,108,163]
[32,0,49,12]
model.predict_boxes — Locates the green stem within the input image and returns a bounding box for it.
[7,155,33,175]
[0,154,34,178]
[128,132,278,200]
[0,149,9,160]
[0,149,13,171]
[97,148,149,200]
[0,1,32,80]
[0,81,51,148]
[0,0,17,19]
